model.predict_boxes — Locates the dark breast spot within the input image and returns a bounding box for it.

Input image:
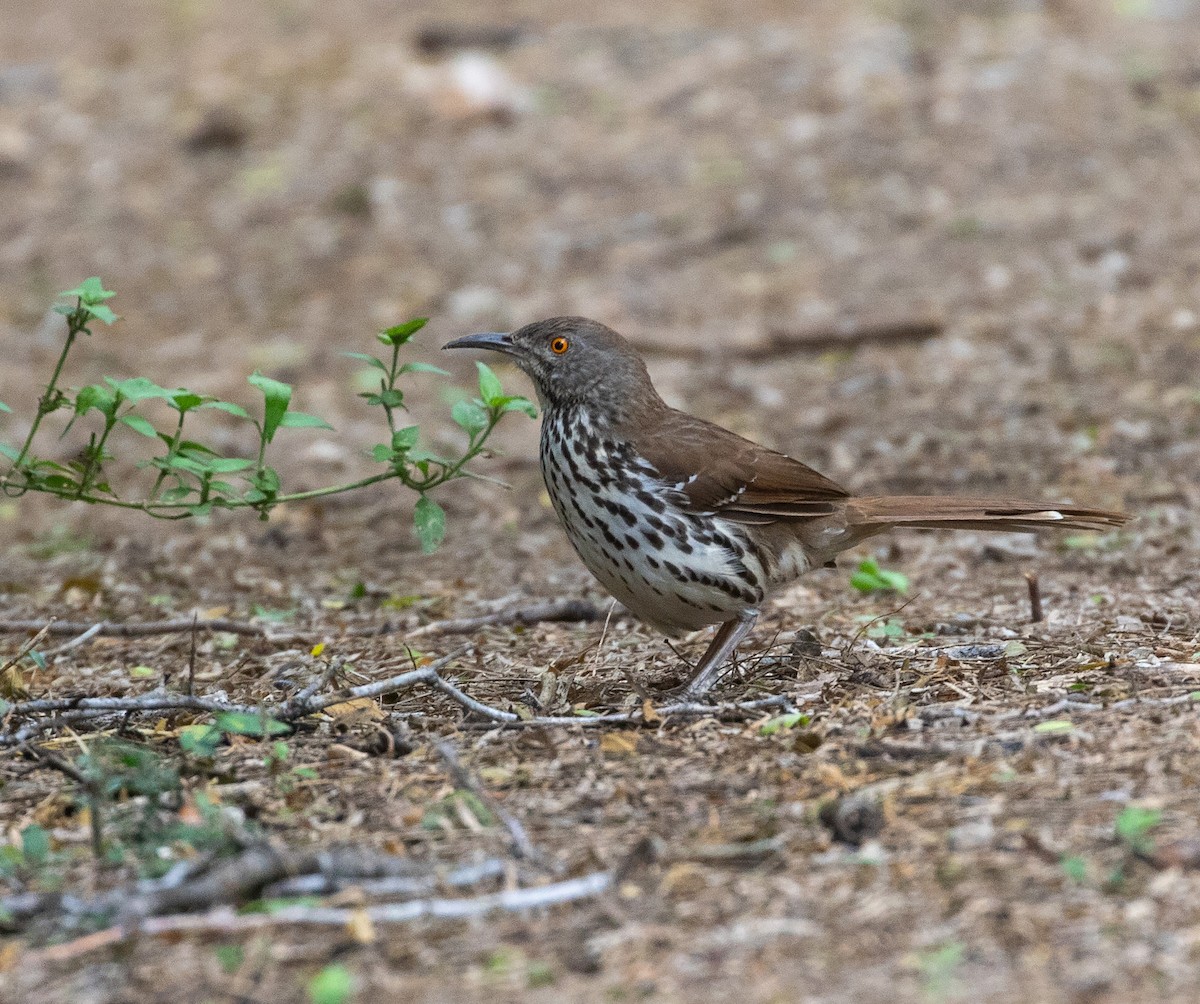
[634,488,667,514]
[600,524,625,550]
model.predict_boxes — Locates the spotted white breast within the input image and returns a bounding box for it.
[539,407,768,633]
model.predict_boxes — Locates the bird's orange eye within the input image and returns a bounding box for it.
[550,336,569,354]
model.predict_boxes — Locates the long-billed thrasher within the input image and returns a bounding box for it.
[445,317,1127,698]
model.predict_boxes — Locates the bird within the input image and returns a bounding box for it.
[444,317,1128,698]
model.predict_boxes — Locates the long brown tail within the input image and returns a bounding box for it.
[845,495,1128,534]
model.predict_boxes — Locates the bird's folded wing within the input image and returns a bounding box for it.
[638,412,849,525]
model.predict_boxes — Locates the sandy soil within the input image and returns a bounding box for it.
[1,1,1198,1001]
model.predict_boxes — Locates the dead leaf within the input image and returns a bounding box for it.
[347,908,377,944]
[324,698,386,723]
[600,733,638,757]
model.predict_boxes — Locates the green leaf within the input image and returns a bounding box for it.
[60,277,115,304]
[476,361,503,407]
[1061,855,1088,884]
[362,388,405,409]
[85,304,118,325]
[247,372,293,443]
[0,400,11,413]
[20,824,50,863]
[0,443,20,461]
[342,351,387,372]
[74,384,117,417]
[1033,719,1074,734]
[215,945,245,975]
[392,426,420,451]
[370,444,393,463]
[399,362,450,377]
[212,457,257,473]
[106,376,183,403]
[179,724,223,757]
[1115,806,1162,854]
[850,558,909,595]
[253,466,281,493]
[414,495,445,553]
[308,964,353,1004]
[169,392,208,412]
[451,399,489,435]
[120,414,160,438]
[38,474,80,492]
[200,400,252,419]
[500,396,538,419]
[278,411,335,431]
[407,447,450,465]
[758,712,811,736]
[176,440,220,457]
[213,711,289,737]
[378,318,428,346]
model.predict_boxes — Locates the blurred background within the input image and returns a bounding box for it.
[0,0,1196,547]
[4,7,1200,999]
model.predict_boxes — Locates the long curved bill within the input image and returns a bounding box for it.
[442,331,517,354]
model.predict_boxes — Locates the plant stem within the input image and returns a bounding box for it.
[148,410,188,501]
[4,307,84,478]
[75,408,120,498]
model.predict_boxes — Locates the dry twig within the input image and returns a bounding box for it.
[0,599,602,647]
[25,868,614,965]
[432,737,542,863]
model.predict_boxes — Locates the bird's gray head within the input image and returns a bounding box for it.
[443,317,659,417]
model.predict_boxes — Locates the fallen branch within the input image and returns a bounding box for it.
[635,316,944,360]
[349,598,603,638]
[0,599,603,646]
[477,693,799,728]
[0,651,472,745]
[2,843,511,929]
[26,868,614,964]
[3,646,806,747]
[0,616,308,641]
[760,316,943,357]
[263,858,507,898]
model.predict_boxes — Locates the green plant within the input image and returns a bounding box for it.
[0,279,535,551]
[0,824,55,882]
[917,940,965,1001]
[421,790,496,831]
[1115,805,1162,856]
[1061,855,1088,884]
[866,616,908,641]
[263,738,318,793]
[180,710,290,758]
[308,963,353,1004]
[214,944,245,974]
[758,711,812,736]
[850,558,910,594]
[28,738,247,875]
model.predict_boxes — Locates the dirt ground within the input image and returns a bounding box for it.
[1,1,1199,1001]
